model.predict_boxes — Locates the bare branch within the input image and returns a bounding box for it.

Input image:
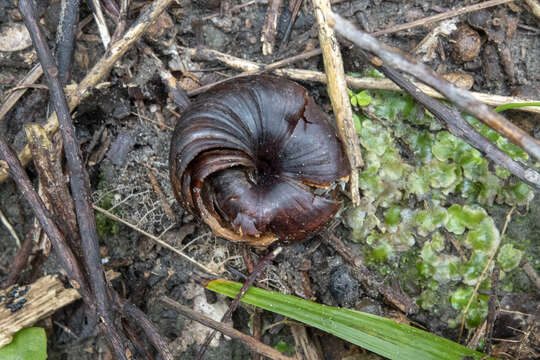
[331,13,540,162]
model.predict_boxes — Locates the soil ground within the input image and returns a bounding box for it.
[0,1,539,359]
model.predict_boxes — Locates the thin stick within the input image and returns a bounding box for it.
[187,48,323,97]
[325,233,418,314]
[0,139,91,301]
[202,0,259,21]
[458,206,515,342]
[331,13,540,162]
[278,0,303,52]
[88,0,111,49]
[523,0,540,20]
[312,0,362,206]
[92,205,215,274]
[18,1,131,357]
[196,247,283,359]
[261,0,283,56]
[484,267,499,354]
[118,296,174,360]
[55,0,80,85]
[185,47,540,114]
[161,296,295,360]
[372,0,515,36]
[26,124,83,257]
[0,64,43,122]
[112,0,130,43]
[522,261,540,290]
[3,227,36,287]
[0,207,21,248]
[0,0,175,185]
[375,58,540,188]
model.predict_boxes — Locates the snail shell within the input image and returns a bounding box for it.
[169,75,349,247]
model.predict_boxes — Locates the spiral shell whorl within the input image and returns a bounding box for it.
[170,76,349,246]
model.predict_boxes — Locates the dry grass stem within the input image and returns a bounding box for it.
[92,205,216,275]
[261,0,283,55]
[89,0,111,48]
[0,208,21,248]
[372,0,515,36]
[185,47,540,114]
[458,206,515,341]
[0,64,43,122]
[523,0,540,19]
[312,0,363,206]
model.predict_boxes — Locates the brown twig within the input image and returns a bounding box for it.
[196,247,283,359]
[523,0,540,20]
[372,0,515,36]
[331,13,540,162]
[187,48,323,97]
[278,0,302,52]
[25,124,82,257]
[3,227,37,288]
[118,296,174,360]
[0,0,175,185]
[325,233,418,314]
[161,296,295,360]
[55,0,80,85]
[145,167,176,221]
[184,46,540,114]
[373,58,540,188]
[0,139,91,301]
[112,0,130,42]
[18,0,129,357]
[261,0,284,56]
[312,0,362,206]
[0,64,43,123]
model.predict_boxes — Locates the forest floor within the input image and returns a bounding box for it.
[0,0,539,359]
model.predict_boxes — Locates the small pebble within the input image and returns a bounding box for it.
[452,26,482,63]
[329,267,360,307]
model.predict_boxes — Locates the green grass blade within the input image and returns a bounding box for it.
[494,102,540,112]
[206,279,491,360]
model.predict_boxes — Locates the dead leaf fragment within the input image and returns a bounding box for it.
[442,73,474,90]
[0,22,32,52]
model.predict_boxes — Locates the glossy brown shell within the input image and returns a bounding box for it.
[169,75,349,246]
